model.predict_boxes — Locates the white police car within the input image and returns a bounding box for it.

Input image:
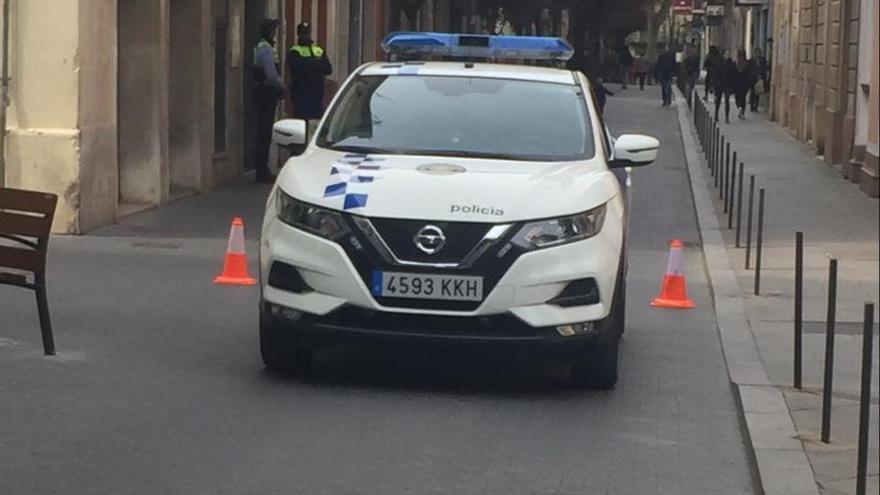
[260,33,659,388]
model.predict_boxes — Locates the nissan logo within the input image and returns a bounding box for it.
[414,225,447,255]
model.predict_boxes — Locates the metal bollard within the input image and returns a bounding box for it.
[727,152,737,229]
[697,106,706,150]
[710,124,716,172]
[714,129,721,186]
[705,115,710,159]
[821,258,838,444]
[700,104,705,145]
[855,302,874,495]
[794,232,804,389]
[745,175,755,269]
[735,162,744,246]
[754,188,765,295]
[705,114,711,155]
[721,140,728,202]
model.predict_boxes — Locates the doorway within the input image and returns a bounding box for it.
[169,0,203,196]
[117,0,164,214]
[243,0,268,171]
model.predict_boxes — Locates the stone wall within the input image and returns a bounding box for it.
[770,0,878,197]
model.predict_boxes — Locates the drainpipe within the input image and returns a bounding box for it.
[0,0,10,188]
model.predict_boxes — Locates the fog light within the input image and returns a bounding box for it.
[555,322,595,337]
[556,325,576,337]
[270,304,303,321]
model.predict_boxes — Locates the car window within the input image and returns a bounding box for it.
[317,75,595,162]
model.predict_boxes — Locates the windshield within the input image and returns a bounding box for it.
[317,75,595,161]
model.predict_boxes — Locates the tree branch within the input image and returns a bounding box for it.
[651,0,675,24]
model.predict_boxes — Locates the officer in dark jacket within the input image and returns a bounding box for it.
[654,45,677,107]
[252,18,284,183]
[287,22,332,124]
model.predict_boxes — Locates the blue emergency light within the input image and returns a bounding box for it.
[381,32,574,62]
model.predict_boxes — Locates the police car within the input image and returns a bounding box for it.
[260,33,659,389]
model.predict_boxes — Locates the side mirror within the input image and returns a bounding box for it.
[609,134,660,169]
[273,119,308,149]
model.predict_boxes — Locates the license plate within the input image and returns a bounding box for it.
[371,272,483,302]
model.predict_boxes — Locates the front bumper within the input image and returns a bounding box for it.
[260,196,624,329]
[263,301,606,350]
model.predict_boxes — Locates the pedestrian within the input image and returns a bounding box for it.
[633,54,649,90]
[287,22,332,134]
[703,46,721,101]
[252,18,285,183]
[618,45,633,90]
[711,50,734,123]
[730,49,753,120]
[593,77,614,114]
[749,47,769,112]
[654,45,677,107]
[683,45,701,103]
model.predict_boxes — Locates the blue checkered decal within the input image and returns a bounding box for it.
[323,154,384,210]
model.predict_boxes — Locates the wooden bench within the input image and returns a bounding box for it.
[0,187,58,355]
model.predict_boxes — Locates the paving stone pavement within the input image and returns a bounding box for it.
[681,89,879,495]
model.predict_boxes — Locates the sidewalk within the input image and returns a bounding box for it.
[680,91,879,494]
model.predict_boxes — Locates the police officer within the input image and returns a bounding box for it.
[287,22,332,131]
[252,18,284,183]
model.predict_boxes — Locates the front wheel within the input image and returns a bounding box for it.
[570,336,619,390]
[570,271,625,390]
[260,311,314,374]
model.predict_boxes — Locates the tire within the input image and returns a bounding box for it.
[570,270,625,390]
[570,335,619,390]
[260,311,314,374]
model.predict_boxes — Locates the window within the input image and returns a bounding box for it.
[318,75,595,162]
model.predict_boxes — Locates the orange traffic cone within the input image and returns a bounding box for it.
[651,239,696,309]
[214,217,257,286]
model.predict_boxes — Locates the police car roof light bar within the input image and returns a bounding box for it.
[381,32,575,62]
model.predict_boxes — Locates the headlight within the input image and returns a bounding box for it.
[511,204,606,250]
[276,190,350,240]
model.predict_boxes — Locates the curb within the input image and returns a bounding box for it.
[673,89,820,495]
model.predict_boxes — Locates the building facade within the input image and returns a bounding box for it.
[1,0,265,233]
[769,0,879,196]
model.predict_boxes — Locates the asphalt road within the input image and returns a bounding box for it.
[1,89,757,494]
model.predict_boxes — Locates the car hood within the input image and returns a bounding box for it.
[276,148,620,223]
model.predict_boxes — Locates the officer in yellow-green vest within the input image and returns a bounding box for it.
[252,18,284,183]
[287,22,332,121]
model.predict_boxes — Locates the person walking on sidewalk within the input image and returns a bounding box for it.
[654,45,677,107]
[703,46,721,101]
[633,54,649,90]
[749,47,768,112]
[252,18,285,183]
[683,45,701,103]
[592,77,614,114]
[711,50,734,122]
[730,49,755,120]
[617,44,633,90]
[287,22,332,133]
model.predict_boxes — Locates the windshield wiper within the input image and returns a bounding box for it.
[326,144,400,155]
[421,150,531,161]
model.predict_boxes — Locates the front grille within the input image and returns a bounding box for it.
[340,214,525,312]
[369,217,493,264]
